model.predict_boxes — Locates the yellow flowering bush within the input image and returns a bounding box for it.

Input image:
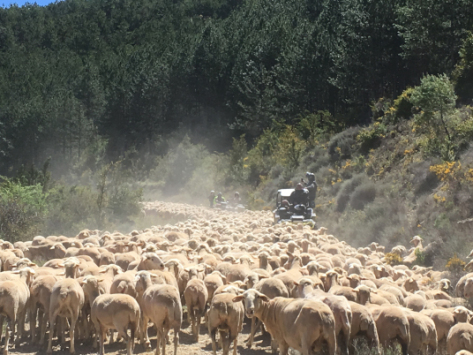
[385,252,404,265]
[445,254,466,273]
[430,162,462,184]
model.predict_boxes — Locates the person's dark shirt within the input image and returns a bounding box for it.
[305,181,317,201]
[289,189,309,205]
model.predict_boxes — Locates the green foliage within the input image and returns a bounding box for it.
[0,179,47,242]
[357,122,386,153]
[328,128,360,162]
[411,74,459,160]
[0,0,472,177]
[454,32,473,103]
[414,248,426,266]
[411,74,457,121]
[226,135,249,185]
[297,111,337,146]
[384,88,414,122]
[44,185,99,236]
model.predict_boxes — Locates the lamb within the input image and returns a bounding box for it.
[207,292,245,355]
[233,289,337,355]
[83,276,141,355]
[135,271,182,355]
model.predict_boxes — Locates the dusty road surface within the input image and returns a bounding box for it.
[10,319,273,355]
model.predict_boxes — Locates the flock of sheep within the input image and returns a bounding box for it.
[0,201,473,355]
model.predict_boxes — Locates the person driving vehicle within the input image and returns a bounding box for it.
[288,183,309,207]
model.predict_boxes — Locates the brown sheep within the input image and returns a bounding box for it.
[208,292,245,355]
[447,323,473,355]
[233,289,337,355]
[135,271,182,355]
[372,306,410,355]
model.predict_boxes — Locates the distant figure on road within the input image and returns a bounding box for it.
[209,190,216,208]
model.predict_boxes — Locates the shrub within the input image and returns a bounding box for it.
[415,248,426,266]
[328,127,360,162]
[384,88,414,123]
[297,111,337,146]
[453,32,473,103]
[385,252,403,265]
[0,179,47,242]
[411,74,458,160]
[336,174,366,212]
[44,184,99,236]
[446,254,466,273]
[371,97,392,120]
[357,122,386,154]
[349,182,377,210]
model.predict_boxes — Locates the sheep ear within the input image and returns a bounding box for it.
[232,295,244,303]
[257,294,270,302]
[50,245,56,250]
[98,269,107,273]
[293,281,299,286]
[184,268,190,272]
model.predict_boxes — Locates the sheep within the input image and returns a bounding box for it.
[47,277,85,354]
[84,276,141,355]
[246,277,290,348]
[298,279,352,355]
[404,294,426,312]
[422,308,456,352]
[325,270,357,301]
[372,306,410,355]
[405,310,437,355]
[0,268,35,355]
[183,267,208,341]
[347,301,380,353]
[204,271,226,303]
[135,271,182,355]
[233,289,337,355]
[447,323,473,355]
[207,292,245,355]
[29,274,59,344]
[110,271,138,298]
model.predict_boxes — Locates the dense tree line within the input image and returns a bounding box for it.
[1,0,473,176]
